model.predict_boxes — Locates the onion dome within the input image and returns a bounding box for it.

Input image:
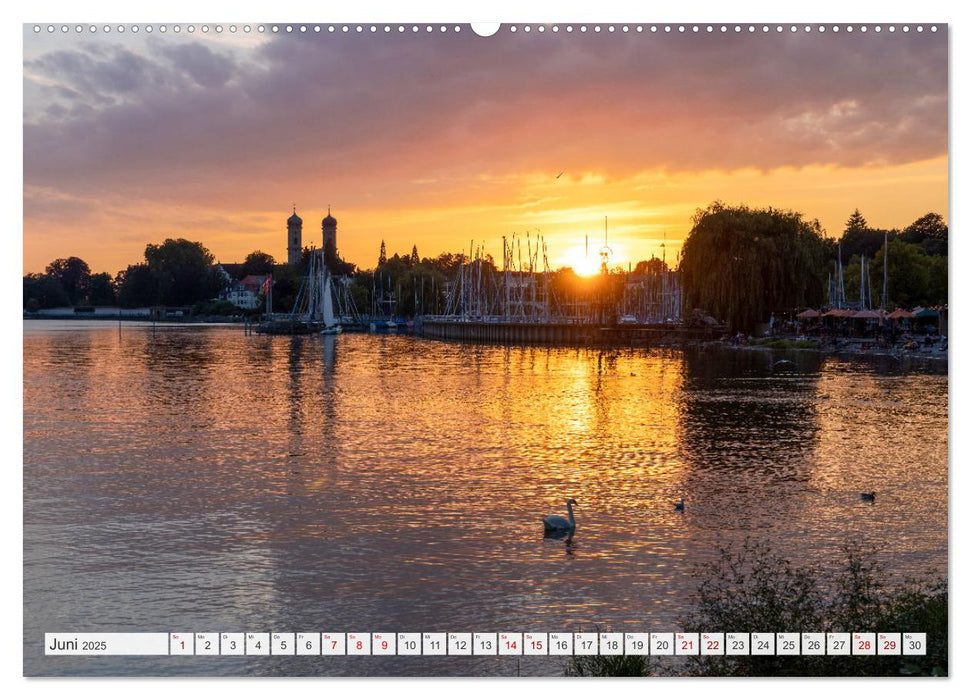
[322,206,337,226]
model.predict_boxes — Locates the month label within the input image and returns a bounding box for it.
[44,633,169,656]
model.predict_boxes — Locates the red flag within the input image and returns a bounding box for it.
[261,275,272,294]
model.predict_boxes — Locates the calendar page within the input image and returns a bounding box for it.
[21,10,949,681]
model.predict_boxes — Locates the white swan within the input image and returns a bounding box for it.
[543,499,578,532]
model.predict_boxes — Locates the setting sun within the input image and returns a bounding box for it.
[562,244,601,276]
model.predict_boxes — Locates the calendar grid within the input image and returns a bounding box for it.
[44,632,926,657]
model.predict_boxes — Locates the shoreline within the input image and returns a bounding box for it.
[732,337,948,366]
[23,316,947,371]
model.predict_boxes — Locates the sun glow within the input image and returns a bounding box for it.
[561,245,602,276]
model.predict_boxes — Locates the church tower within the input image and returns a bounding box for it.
[322,206,338,255]
[287,207,303,266]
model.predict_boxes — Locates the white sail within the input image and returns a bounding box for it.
[323,272,336,328]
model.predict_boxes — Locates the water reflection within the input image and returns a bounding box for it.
[23,323,947,676]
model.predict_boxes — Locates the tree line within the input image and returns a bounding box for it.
[679,204,947,331]
[23,239,284,311]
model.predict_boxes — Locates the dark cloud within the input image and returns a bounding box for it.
[27,44,173,101]
[156,42,237,89]
[23,29,948,206]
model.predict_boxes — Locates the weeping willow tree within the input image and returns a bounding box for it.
[679,202,828,332]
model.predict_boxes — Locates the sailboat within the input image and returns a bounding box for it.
[256,249,341,335]
[320,273,342,335]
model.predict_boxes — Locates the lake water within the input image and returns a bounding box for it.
[22,321,948,676]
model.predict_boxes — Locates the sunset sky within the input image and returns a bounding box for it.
[22,23,948,275]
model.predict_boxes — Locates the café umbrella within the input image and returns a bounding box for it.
[888,309,916,320]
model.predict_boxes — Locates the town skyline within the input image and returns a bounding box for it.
[23,25,947,275]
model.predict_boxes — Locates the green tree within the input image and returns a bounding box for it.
[116,264,157,307]
[270,276,299,313]
[901,212,947,256]
[410,245,419,265]
[23,273,70,309]
[143,238,221,306]
[838,209,894,260]
[45,256,91,305]
[871,239,945,309]
[88,272,116,306]
[845,208,868,234]
[242,250,276,277]
[926,255,948,306]
[679,202,828,332]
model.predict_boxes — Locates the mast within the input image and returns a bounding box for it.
[838,241,846,308]
[860,254,866,309]
[882,230,889,310]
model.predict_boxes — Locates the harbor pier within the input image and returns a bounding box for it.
[418,318,723,346]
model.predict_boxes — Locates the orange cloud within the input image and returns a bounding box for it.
[23,28,947,274]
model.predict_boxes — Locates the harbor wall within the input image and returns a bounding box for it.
[418,319,721,347]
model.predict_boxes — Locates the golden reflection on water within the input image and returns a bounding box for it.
[23,322,947,669]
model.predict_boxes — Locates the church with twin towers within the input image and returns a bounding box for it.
[286,207,338,266]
